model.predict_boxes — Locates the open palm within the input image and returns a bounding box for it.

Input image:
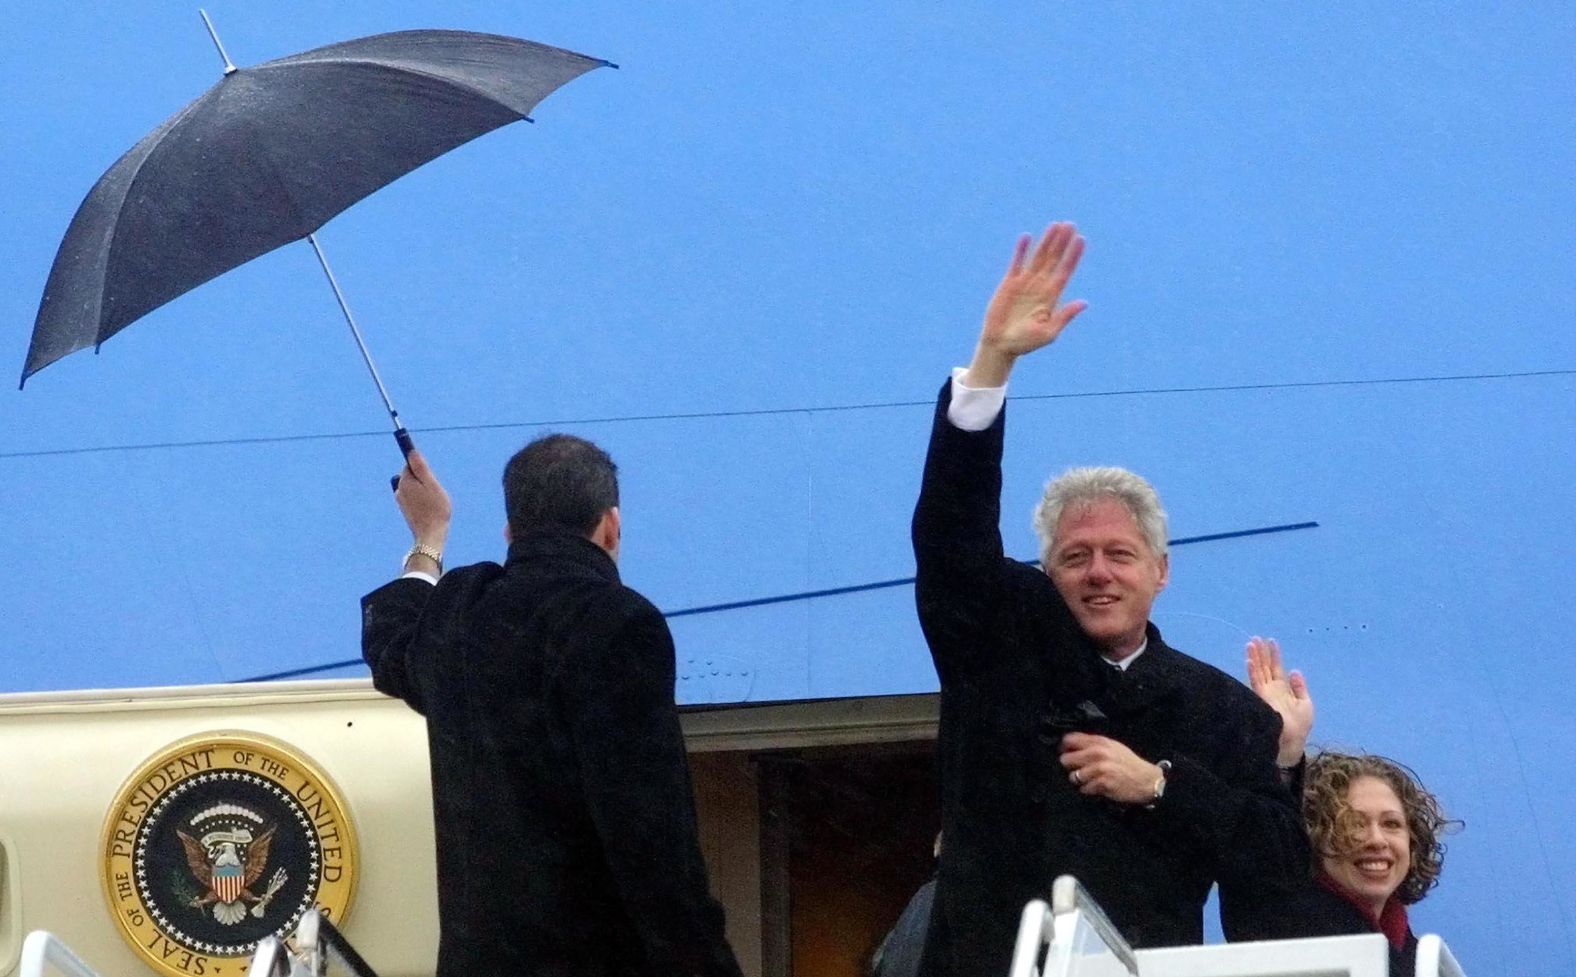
[980,222,1088,356]
[1246,636,1314,767]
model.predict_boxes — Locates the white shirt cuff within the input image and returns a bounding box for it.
[400,570,439,586]
[946,367,1007,432]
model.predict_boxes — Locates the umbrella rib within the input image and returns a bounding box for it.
[234,106,317,236]
[90,91,226,350]
[97,79,319,356]
[251,57,541,124]
[264,31,613,72]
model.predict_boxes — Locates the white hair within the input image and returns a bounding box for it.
[1033,466,1168,564]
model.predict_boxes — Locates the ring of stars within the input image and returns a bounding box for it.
[132,769,322,955]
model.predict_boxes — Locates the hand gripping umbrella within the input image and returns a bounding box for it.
[21,12,613,474]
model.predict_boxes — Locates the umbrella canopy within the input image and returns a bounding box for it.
[21,29,611,386]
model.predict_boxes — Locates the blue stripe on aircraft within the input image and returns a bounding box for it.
[239,521,1319,683]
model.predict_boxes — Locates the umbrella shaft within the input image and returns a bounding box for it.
[307,233,403,431]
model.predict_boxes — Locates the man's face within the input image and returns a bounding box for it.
[1046,497,1169,658]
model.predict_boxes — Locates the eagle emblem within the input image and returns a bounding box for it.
[176,804,289,925]
[105,735,359,977]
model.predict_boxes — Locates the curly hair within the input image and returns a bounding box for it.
[1302,751,1461,904]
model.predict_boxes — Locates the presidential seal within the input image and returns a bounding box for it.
[101,733,358,977]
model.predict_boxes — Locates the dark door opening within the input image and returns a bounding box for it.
[757,743,939,977]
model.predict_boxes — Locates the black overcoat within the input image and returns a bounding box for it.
[361,531,741,977]
[911,381,1308,976]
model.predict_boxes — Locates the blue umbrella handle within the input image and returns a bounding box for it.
[390,428,415,492]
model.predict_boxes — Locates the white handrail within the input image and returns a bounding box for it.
[1415,934,1468,977]
[1049,876,1140,975]
[18,932,103,977]
[1137,934,1387,977]
[1009,878,1140,977]
[1005,876,1458,977]
[244,910,380,977]
[295,910,324,975]
[246,936,291,977]
[1008,900,1055,977]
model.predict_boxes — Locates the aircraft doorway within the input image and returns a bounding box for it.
[682,693,940,977]
[768,744,938,977]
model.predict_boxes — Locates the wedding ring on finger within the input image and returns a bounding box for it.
[1070,769,1083,786]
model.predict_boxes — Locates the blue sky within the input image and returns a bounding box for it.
[2,3,1573,970]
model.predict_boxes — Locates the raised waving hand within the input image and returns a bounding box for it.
[965,222,1088,387]
[1246,636,1314,768]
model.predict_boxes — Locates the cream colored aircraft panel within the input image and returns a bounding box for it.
[0,680,437,977]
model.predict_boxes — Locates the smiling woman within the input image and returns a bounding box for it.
[1300,752,1461,975]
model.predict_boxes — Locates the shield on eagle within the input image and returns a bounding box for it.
[178,809,283,925]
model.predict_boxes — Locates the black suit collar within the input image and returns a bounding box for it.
[1101,622,1184,717]
[505,530,620,583]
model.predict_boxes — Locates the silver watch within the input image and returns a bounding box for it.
[1147,759,1173,809]
[404,542,443,574]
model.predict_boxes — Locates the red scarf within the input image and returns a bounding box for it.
[1317,872,1410,950]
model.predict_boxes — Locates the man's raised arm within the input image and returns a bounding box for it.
[361,449,455,711]
[911,224,1088,680]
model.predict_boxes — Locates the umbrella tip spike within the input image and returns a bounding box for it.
[198,8,239,75]
[524,116,536,124]
[602,60,621,70]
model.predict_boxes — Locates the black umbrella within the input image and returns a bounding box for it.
[22,14,612,463]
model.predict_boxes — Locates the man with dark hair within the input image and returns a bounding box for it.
[361,436,742,977]
[502,433,621,537]
[912,223,1307,976]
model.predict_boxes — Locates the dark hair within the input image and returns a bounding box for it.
[1303,751,1461,904]
[503,434,619,537]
